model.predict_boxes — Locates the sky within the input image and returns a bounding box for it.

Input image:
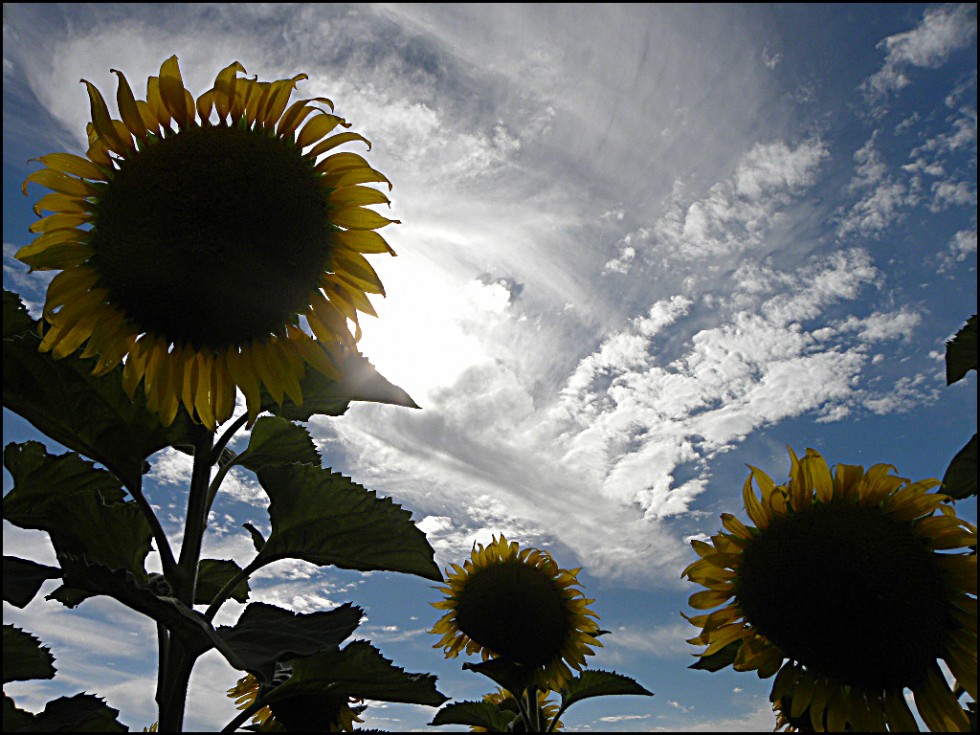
[2,3,977,731]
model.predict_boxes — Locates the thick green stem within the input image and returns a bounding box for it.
[157,428,214,731]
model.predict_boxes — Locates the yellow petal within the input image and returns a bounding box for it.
[112,69,148,142]
[277,98,328,139]
[23,168,95,198]
[29,212,90,234]
[883,688,919,732]
[801,448,833,503]
[307,131,371,159]
[333,228,397,255]
[327,185,390,208]
[210,61,247,121]
[80,79,131,154]
[158,55,193,129]
[742,470,770,528]
[331,206,399,231]
[195,351,216,431]
[258,74,307,128]
[297,112,348,149]
[32,192,90,216]
[31,153,104,181]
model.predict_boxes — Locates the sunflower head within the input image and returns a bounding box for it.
[683,447,977,732]
[472,687,564,732]
[19,55,397,430]
[431,534,601,690]
[228,673,363,732]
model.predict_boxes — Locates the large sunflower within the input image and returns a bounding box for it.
[18,55,397,430]
[683,447,977,732]
[431,534,602,690]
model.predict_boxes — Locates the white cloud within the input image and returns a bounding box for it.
[863,4,977,107]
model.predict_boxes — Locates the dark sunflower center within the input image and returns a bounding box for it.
[454,560,572,667]
[91,124,332,349]
[734,501,953,691]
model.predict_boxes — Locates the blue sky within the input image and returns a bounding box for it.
[2,3,977,731]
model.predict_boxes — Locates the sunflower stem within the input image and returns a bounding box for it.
[158,427,214,731]
[126,474,178,581]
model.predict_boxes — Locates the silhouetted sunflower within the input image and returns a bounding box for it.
[19,55,396,429]
[228,673,362,732]
[473,687,564,732]
[431,535,601,689]
[684,447,977,732]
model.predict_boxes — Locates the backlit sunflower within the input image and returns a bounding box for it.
[683,447,977,732]
[228,673,362,732]
[431,535,601,690]
[473,687,564,732]
[18,55,397,430]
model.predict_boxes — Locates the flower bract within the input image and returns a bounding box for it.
[19,55,397,429]
[431,534,601,689]
[683,447,977,732]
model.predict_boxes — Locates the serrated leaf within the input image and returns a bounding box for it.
[946,315,977,385]
[3,625,56,684]
[243,522,266,553]
[559,670,653,711]
[234,416,319,472]
[3,442,153,577]
[3,290,201,489]
[688,640,742,671]
[462,659,537,698]
[4,442,152,580]
[266,640,447,707]
[255,463,440,581]
[196,559,250,606]
[3,441,126,530]
[24,693,126,732]
[3,556,61,608]
[269,351,419,421]
[942,433,977,500]
[215,602,362,685]
[430,701,519,731]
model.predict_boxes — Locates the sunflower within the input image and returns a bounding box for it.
[431,534,601,690]
[683,447,977,732]
[473,687,564,732]
[228,673,363,732]
[18,55,397,430]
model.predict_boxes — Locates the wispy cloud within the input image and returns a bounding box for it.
[862,4,977,110]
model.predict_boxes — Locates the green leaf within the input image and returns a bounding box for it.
[942,433,977,500]
[196,559,250,606]
[269,351,420,420]
[234,416,319,472]
[4,694,36,731]
[946,315,977,385]
[3,289,200,489]
[430,701,519,731]
[3,625,56,684]
[243,522,266,553]
[688,640,742,671]
[266,640,447,707]
[462,659,537,699]
[3,441,125,530]
[3,556,61,608]
[215,602,362,685]
[255,463,441,581]
[558,670,654,710]
[4,443,153,580]
[19,693,126,732]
